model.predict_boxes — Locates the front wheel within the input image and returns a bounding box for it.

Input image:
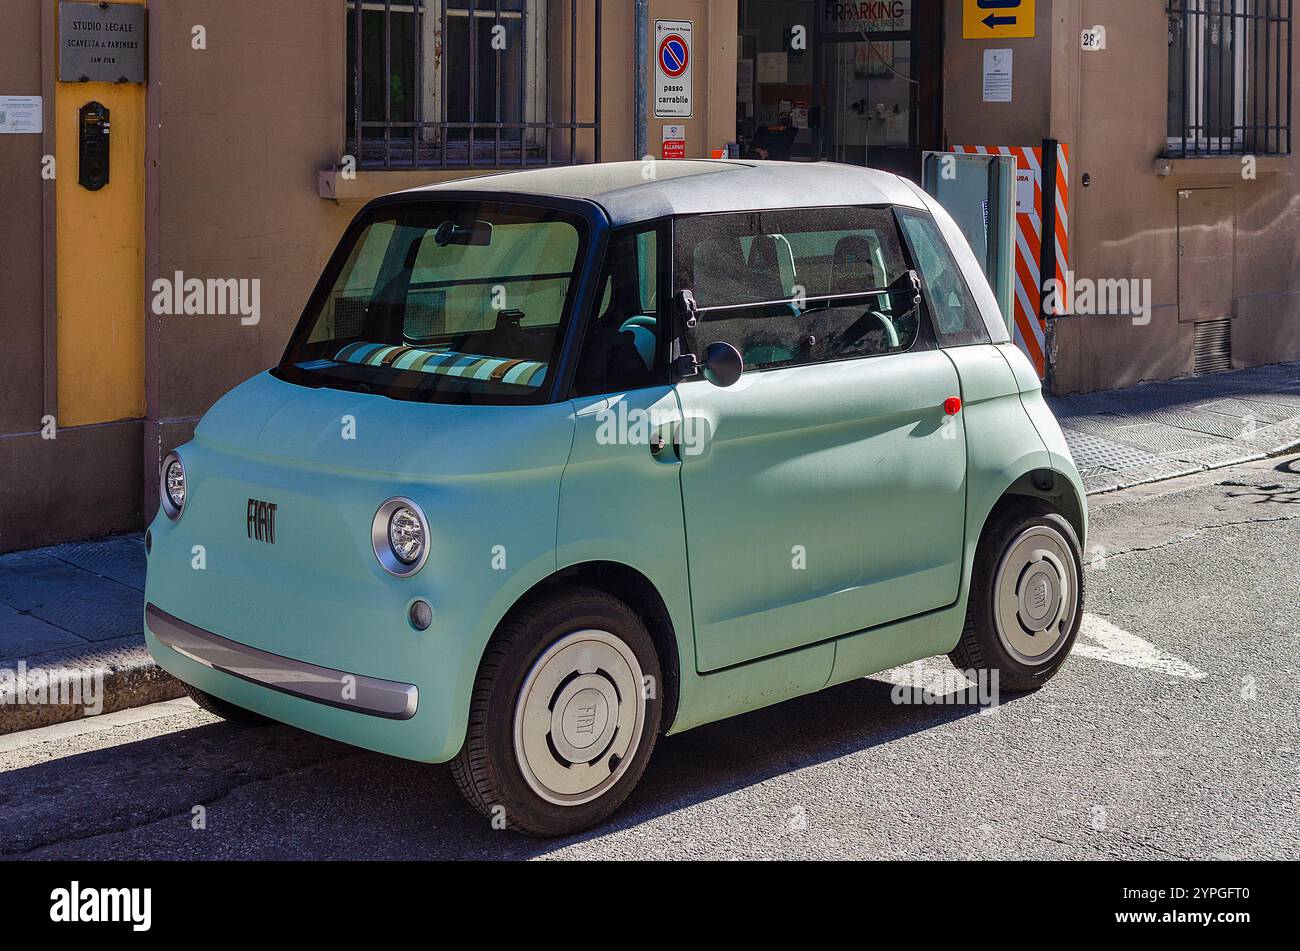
[949,501,1085,693]
[450,586,662,837]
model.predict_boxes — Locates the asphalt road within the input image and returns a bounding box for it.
[3,456,1297,860]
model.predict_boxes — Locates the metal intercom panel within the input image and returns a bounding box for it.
[78,101,110,191]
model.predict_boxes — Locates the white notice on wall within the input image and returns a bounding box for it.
[982,49,1013,103]
[0,96,42,134]
[1015,169,1034,213]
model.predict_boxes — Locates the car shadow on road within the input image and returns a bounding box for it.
[0,676,1026,860]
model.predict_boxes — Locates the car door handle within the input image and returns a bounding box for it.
[649,431,667,455]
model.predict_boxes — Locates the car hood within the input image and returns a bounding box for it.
[194,371,574,479]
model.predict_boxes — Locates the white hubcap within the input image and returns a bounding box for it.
[513,629,646,806]
[993,525,1078,666]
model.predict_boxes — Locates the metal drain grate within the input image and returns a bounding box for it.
[1193,318,1232,375]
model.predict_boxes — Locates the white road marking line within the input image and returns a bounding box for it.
[1074,613,1207,680]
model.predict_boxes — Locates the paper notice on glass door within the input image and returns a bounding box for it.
[757,51,787,84]
[982,49,1013,103]
[737,59,754,105]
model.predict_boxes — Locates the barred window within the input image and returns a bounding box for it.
[1167,0,1293,157]
[346,1,601,169]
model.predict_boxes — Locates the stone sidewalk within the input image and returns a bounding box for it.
[1047,361,1300,494]
[0,534,182,734]
[2,360,1298,734]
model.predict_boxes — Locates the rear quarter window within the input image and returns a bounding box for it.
[896,209,991,348]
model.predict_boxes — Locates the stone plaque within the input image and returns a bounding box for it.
[59,2,147,84]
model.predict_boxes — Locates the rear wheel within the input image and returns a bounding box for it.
[950,500,1084,692]
[451,585,661,837]
[182,683,270,726]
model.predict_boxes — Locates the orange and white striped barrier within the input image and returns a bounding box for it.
[952,143,1070,378]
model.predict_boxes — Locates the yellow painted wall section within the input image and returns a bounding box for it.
[55,0,146,426]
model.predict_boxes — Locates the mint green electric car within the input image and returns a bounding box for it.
[145,160,1086,836]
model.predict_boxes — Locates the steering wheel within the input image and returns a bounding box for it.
[837,309,900,354]
[618,315,657,369]
[867,311,900,350]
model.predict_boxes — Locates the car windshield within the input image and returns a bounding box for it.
[277,200,587,404]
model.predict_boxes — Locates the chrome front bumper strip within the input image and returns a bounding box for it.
[145,603,418,720]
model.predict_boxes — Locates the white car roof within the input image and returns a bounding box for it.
[404,160,926,227]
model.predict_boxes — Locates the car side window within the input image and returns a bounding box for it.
[572,227,665,397]
[896,210,991,347]
[674,207,922,373]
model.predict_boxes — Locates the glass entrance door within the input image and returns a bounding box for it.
[818,39,916,172]
[814,0,940,181]
[735,0,940,181]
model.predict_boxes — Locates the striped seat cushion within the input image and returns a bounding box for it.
[334,342,548,387]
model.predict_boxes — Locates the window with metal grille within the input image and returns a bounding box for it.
[1167,1,1292,157]
[346,1,601,169]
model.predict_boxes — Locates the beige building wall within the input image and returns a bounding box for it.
[956,0,1300,393]
[0,0,47,441]
[643,0,738,160]
[942,0,1054,148]
[142,0,353,515]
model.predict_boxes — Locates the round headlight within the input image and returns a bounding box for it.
[371,497,429,577]
[161,452,186,521]
[388,507,424,565]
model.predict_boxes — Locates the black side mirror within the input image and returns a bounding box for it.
[701,342,743,387]
[671,340,743,387]
[669,289,741,386]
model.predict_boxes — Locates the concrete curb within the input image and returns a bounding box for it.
[1080,434,1300,495]
[1049,361,1300,494]
[0,642,183,736]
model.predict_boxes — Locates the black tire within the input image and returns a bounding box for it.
[949,500,1085,693]
[450,585,662,837]
[183,682,271,726]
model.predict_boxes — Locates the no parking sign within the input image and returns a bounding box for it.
[654,19,692,118]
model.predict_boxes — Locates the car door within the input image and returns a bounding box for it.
[557,223,693,625]
[672,206,969,673]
